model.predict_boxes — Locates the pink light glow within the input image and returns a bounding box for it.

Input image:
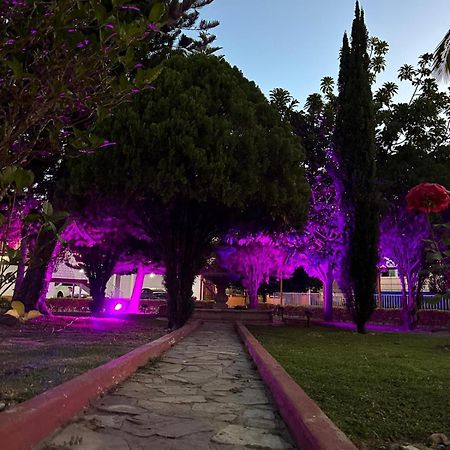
[114,303,123,311]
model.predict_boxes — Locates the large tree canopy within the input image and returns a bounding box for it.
[62,53,309,327]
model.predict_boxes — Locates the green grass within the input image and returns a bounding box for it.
[249,324,450,450]
[0,316,166,407]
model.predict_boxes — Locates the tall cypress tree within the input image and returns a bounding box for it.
[334,2,379,333]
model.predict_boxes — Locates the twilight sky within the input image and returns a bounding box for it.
[201,0,450,104]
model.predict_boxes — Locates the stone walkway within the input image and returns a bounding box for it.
[39,323,295,450]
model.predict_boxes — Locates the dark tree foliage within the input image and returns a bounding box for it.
[66,54,308,328]
[334,3,379,333]
[376,53,450,202]
[0,0,218,168]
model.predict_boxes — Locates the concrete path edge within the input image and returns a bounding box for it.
[0,320,202,450]
[236,322,358,450]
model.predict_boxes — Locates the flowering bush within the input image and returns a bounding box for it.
[406,183,450,299]
[406,183,450,213]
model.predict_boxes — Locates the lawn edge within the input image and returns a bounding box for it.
[236,322,358,450]
[0,319,202,450]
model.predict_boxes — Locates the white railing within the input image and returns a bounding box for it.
[419,295,450,311]
[378,293,450,311]
[270,292,450,311]
[271,292,345,307]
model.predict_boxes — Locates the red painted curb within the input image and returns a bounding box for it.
[236,322,358,450]
[0,320,202,450]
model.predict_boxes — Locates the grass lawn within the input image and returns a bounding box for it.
[0,315,166,409]
[249,324,450,450]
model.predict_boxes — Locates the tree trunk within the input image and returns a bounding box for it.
[356,320,367,334]
[89,276,109,314]
[152,201,214,329]
[80,246,119,315]
[248,286,259,309]
[15,230,59,313]
[323,268,334,322]
[129,264,145,313]
[245,268,260,310]
[164,257,195,329]
[12,242,27,299]
[399,275,411,330]
[162,220,204,329]
[405,274,418,330]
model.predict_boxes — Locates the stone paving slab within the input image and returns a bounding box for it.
[38,323,295,450]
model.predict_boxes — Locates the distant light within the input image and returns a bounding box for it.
[149,272,155,278]
[79,269,84,273]
[114,303,123,311]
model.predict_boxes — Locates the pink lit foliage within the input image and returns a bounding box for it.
[62,206,162,313]
[61,211,130,313]
[114,255,163,314]
[406,183,450,298]
[219,232,295,309]
[217,174,344,313]
[0,198,37,296]
[294,173,343,320]
[379,207,429,329]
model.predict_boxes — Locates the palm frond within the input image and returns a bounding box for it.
[432,29,450,81]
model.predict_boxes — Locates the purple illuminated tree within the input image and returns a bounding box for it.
[219,233,293,309]
[296,174,343,320]
[67,238,121,315]
[62,204,150,314]
[270,77,343,321]
[406,183,450,301]
[13,201,68,312]
[113,244,163,313]
[379,207,429,329]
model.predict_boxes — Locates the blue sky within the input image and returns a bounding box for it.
[201,0,450,104]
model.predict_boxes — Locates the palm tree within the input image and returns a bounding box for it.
[320,76,335,99]
[269,88,299,121]
[433,30,450,80]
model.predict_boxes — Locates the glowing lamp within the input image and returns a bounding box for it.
[114,303,123,311]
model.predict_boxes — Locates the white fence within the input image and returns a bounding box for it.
[271,292,345,307]
[271,292,450,311]
[379,293,450,311]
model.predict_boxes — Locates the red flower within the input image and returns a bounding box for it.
[406,183,450,213]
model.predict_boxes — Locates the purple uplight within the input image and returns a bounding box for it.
[114,303,123,311]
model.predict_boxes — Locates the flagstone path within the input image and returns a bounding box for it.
[39,323,295,450]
